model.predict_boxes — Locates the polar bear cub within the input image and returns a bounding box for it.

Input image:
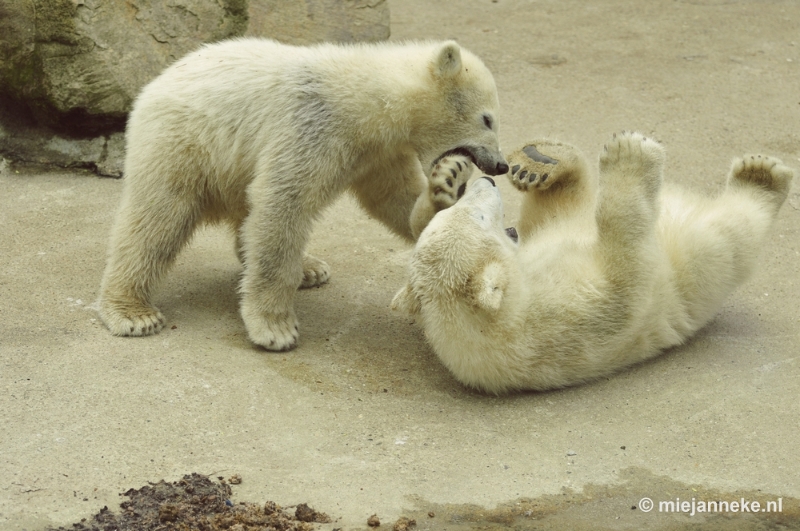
[98,38,508,351]
[393,132,793,394]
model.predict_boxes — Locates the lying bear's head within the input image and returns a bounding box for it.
[393,177,517,315]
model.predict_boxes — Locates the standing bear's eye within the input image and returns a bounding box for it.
[483,114,493,130]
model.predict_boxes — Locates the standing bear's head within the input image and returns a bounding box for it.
[411,42,508,177]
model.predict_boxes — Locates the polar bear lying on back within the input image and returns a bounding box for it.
[393,132,793,394]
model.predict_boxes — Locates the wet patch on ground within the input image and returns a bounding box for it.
[404,467,800,531]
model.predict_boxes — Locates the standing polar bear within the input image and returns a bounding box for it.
[98,38,508,350]
[392,132,793,394]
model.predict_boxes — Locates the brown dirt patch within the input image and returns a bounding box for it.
[45,473,331,531]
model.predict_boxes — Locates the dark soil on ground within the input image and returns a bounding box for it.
[45,473,331,531]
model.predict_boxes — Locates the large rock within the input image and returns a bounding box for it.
[0,0,389,176]
[247,0,390,45]
[0,112,126,176]
[0,0,248,135]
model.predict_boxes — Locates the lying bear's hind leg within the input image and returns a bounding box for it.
[659,155,793,332]
[595,132,665,298]
[727,154,793,213]
[597,132,664,244]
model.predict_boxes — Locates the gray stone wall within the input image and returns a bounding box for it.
[0,0,390,176]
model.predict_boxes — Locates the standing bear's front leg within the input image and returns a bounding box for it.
[237,174,326,351]
[351,152,476,243]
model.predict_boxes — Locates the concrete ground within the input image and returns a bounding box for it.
[2,1,799,529]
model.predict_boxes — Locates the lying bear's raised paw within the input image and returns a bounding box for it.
[429,154,474,209]
[729,154,793,201]
[506,141,571,192]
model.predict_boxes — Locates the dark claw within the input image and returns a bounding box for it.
[541,173,548,182]
[456,161,463,171]
[511,165,521,174]
[446,178,453,187]
[457,182,467,198]
[529,173,537,183]
[449,168,457,178]
[519,170,528,181]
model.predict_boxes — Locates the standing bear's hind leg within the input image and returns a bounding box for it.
[99,186,201,336]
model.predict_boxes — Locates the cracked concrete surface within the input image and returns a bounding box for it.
[1,1,799,529]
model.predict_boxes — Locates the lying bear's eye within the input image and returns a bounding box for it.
[483,114,493,130]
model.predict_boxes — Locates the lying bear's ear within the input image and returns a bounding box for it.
[433,41,462,79]
[470,261,507,312]
[391,284,421,316]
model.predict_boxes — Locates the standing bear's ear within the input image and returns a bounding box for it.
[432,41,462,79]
[391,284,421,316]
[469,261,507,312]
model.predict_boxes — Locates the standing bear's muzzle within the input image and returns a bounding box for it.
[434,144,508,176]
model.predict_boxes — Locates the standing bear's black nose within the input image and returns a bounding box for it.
[495,161,509,175]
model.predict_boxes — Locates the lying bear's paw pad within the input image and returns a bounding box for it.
[507,143,560,192]
[731,154,794,198]
[600,131,664,170]
[429,154,473,208]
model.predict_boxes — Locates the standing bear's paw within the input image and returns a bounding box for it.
[99,300,166,337]
[241,305,300,351]
[299,253,331,289]
[428,154,474,210]
[728,154,794,210]
[506,140,586,193]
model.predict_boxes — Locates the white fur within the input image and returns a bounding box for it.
[98,37,506,350]
[393,132,794,394]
